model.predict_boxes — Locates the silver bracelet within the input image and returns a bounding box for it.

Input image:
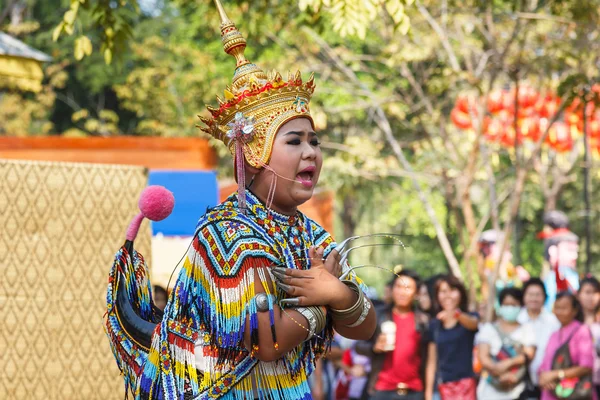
[346,296,371,328]
[295,306,326,341]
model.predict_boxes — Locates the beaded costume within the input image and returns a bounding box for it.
[105,1,366,399]
[138,191,338,399]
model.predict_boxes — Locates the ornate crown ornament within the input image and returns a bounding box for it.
[200,0,316,170]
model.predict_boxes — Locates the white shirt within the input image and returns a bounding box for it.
[517,308,560,384]
[475,322,536,400]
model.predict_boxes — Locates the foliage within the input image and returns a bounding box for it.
[299,0,413,38]
[3,0,600,296]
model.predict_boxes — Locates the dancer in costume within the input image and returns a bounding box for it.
[105,1,377,399]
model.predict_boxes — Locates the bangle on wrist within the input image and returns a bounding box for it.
[557,369,565,380]
[330,281,364,322]
[454,309,461,319]
[295,306,327,341]
[346,296,371,327]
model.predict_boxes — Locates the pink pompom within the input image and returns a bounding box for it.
[125,185,175,242]
[138,185,175,222]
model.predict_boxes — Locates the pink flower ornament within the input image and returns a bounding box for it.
[226,112,255,144]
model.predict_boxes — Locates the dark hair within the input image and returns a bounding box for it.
[555,291,584,322]
[434,274,469,312]
[388,268,421,290]
[397,268,421,287]
[498,287,523,306]
[522,277,548,301]
[579,276,600,293]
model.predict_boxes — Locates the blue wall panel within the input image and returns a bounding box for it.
[147,170,218,236]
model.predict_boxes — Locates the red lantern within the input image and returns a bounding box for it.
[585,102,596,119]
[519,117,541,142]
[518,106,537,119]
[546,122,573,152]
[564,109,582,130]
[500,126,521,147]
[456,95,470,113]
[517,86,539,109]
[451,107,472,130]
[496,109,513,124]
[484,118,505,143]
[588,120,600,138]
[487,90,505,114]
[590,136,600,156]
[535,94,560,119]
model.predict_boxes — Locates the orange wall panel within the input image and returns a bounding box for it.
[0,137,217,170]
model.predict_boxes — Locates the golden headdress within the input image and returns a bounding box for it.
[200,0,316,170]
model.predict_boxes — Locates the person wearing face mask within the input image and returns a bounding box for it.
[517,278,560,396]
[476,287,537,400]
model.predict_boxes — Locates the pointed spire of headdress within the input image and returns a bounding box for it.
[212,0,267,94]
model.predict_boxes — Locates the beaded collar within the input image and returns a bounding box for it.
[243,190,301,227]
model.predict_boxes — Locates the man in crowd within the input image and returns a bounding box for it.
[355,269,429,400]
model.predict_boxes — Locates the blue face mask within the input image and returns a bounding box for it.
[497,305,521,322]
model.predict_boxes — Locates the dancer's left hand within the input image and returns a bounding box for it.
[316,246,342,278]
[272,248,353,308]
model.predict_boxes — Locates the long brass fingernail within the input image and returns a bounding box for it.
[280,298,300,306]
[271,269,287,280]
[272,267,288,275]
[276,281,292,294]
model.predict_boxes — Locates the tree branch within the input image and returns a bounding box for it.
[415,0,461,72]
[303,26,463,279]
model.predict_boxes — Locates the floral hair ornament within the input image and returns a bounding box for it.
[226,112,255,212]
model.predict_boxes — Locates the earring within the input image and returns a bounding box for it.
[247,175,255,188]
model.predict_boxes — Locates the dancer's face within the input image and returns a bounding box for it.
[251,118,322,214]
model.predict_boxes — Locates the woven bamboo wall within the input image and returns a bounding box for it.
[0,159,150,399]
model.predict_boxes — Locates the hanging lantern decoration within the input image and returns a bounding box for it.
[535,94,560,119]
[519,116,541,142]
[487,90,505,114]
[500,126,520,148]
[452,84,600,157]
[450,107,473,130]
[588,120,600,139]
[546,122,573,153]
[455,94,471,114]
[517,86,539,109]
[484,118,506,143]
